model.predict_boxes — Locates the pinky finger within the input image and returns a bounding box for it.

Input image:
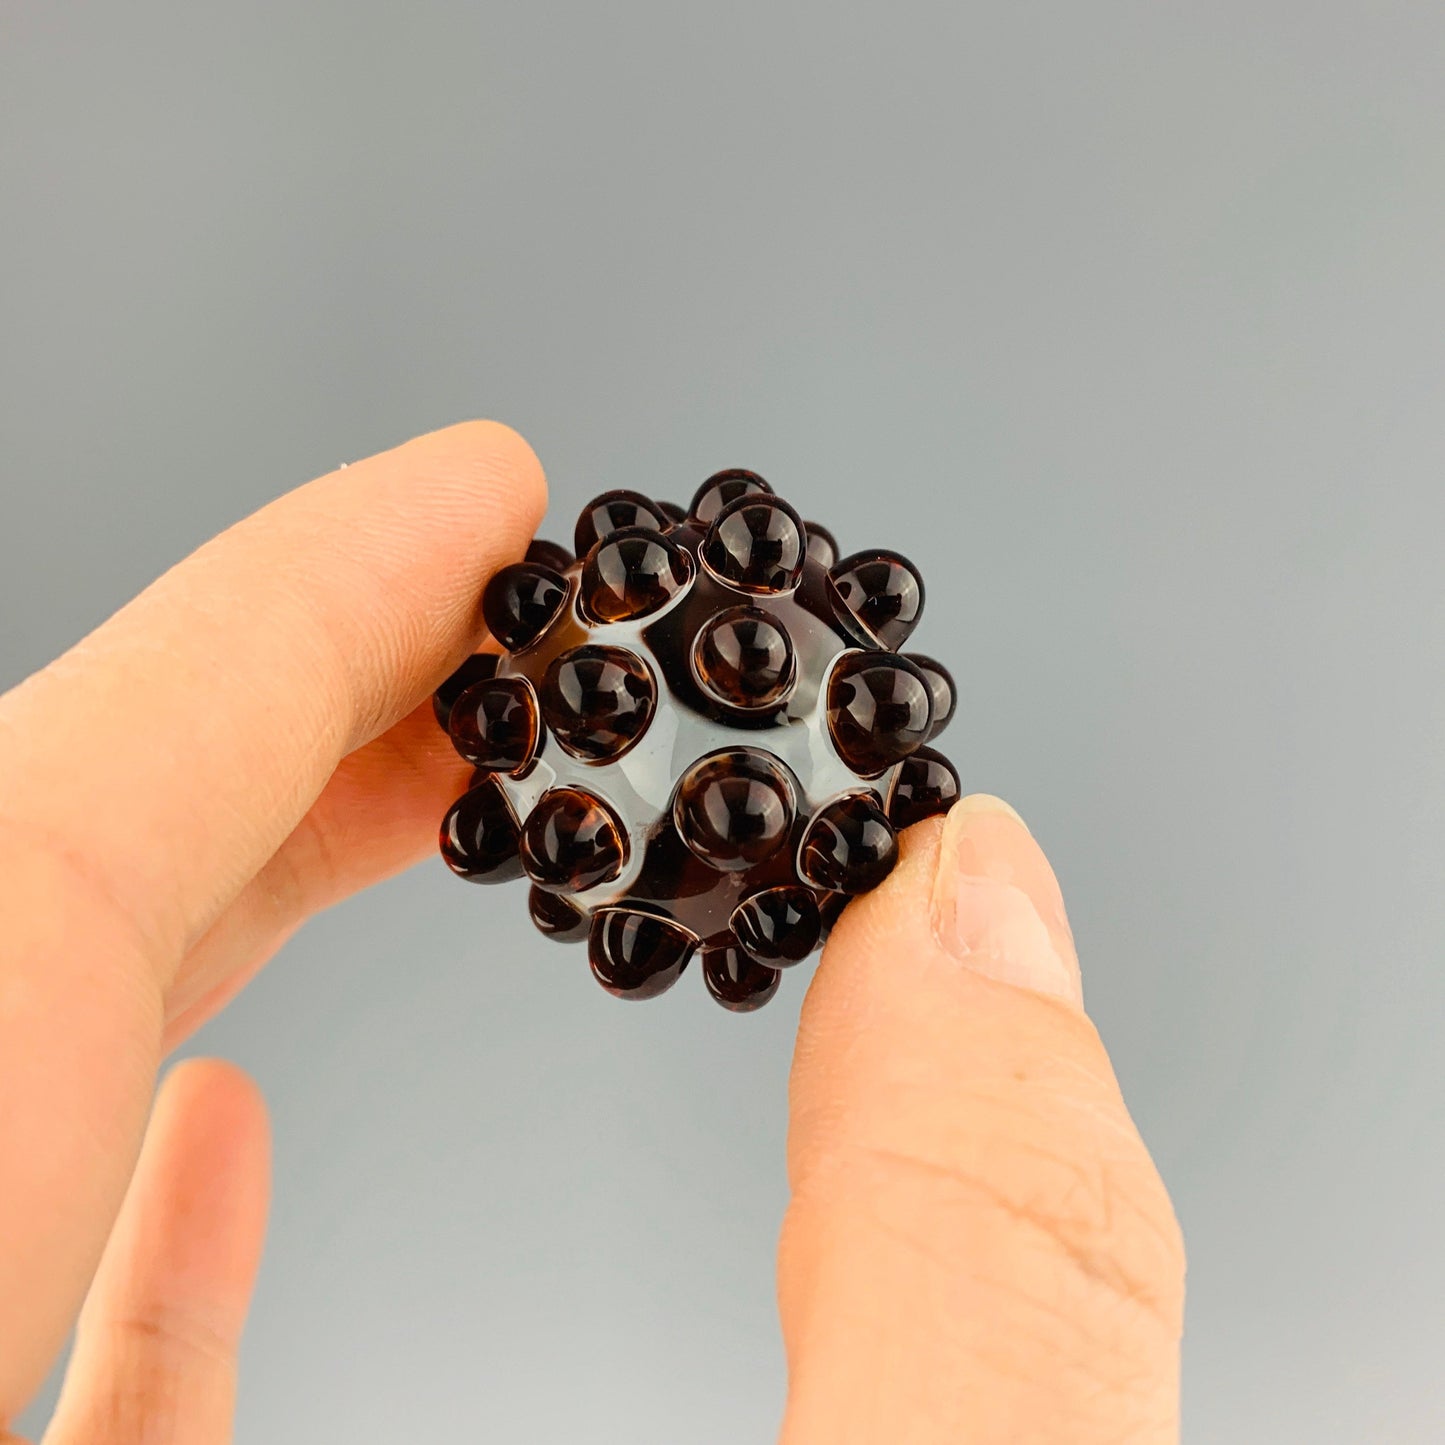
[43,1061,271,1445]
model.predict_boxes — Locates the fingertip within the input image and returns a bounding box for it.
[781,799,1183,1443]
[158,1058,271,1154]
[400,419,549,531]
[68,1058,272,1369]
[792,795,1092,1177]
[50,1059,273,1445]
[290,418,550,746]
[148,1059,272,1256]
[145,1060,272,1286]
[929,793,1081,1007]
[952,791,1029,829]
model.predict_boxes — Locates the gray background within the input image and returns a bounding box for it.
[3,3,1443,1441]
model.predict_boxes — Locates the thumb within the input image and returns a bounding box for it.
[779,796,1185,1445]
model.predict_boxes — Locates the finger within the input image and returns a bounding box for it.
[778,797,1185,1445]
[0,418,543,974]
[0,421,543,1416]
[43,1060,270,1445]
[161,700,471,1044]
[163,639,505,1044]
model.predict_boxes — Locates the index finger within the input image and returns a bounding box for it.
[0,420,545,1420]
[1,419,545,970]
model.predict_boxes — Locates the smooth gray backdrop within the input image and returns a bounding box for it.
[4,3,1444,1441]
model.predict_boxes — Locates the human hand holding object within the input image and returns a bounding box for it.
[0,424,1182,1444]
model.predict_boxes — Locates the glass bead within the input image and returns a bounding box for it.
[902,652,956,740]
[589,910,696,999]
[542,644,656,760]
[482,561,569,651]
[701,494,806,593]
[693,605,795,710]
[731,886,820,965]
[829,549,925,649]
[432,651,499,731]
[826,652,933,776]
[519,787,627,892]
[888,747,961,829]
[803,520,839,569]
[673,749,795,871]
[528,884,589,943]
[574,489,672,557]
[800,794,899,894]
[439,777,523,882]
[702,945,781,1011]
[436,470,956,1010]
[580,526,690,622]
[447,677,540,775]
[689,468,773,525]
[526,537,574,572]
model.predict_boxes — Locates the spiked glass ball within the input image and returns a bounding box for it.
[434,470,960,1012]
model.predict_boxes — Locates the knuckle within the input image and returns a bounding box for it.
[68,1313,236,1443]
[789,1091,1185,1339]
[109,1309,237,1372]
[0,808,173,984]
[1015,1143,1185,1333]
[246,798,347,928]
[780,1132,1184,1439]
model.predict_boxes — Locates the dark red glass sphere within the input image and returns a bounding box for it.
[434,472,958,1010]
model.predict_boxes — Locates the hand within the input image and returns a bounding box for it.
[0,423,1183,1443]
[780,802,1184,1442]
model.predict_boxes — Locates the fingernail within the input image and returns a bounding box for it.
[929,794,1082,1006]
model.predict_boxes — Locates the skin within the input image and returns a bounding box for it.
[0,422,1184,1444]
